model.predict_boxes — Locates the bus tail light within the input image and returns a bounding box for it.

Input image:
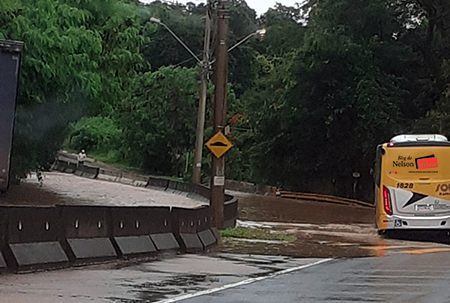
[383,185,393,215]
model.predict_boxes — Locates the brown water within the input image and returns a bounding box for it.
[217,194,379,258]
[237,194,374,224]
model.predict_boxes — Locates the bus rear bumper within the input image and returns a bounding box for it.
[381,215,450,230]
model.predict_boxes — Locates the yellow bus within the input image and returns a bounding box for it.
[375,134,450,233]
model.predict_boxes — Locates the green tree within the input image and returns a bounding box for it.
[117,66,199,175]
[246,0,418,200]
[140,1,204,70]
[406,1,450,134]
[0,0,145,174]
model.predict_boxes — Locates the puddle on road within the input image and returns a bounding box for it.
[109,274,212,303]
[105,255,308,303]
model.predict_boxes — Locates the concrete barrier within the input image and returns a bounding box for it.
[74,168,83,176]
[38,154,241,265]
[166,180,182,195]
[223,193,239,229]
[150,233,179,251]
[173,206,215,253]
[225,179,276,195]
[53,160,68,172]
[0,168,239,271]
[0,208,7,272]
[118,174,133,185]
[0,251,6,272]
[64,162,77,174]
[97,168,121,182]
[175,183,192,198]
[110,206,181,255]
[59,206,117,263]
[110,207,158,256]
[146,177,169,191]
[147,207,180,252]
[198,229,216,249]
[81,165,99,179]
[3,207,68,271]
[119,172,148,187]
[179,233,203,252]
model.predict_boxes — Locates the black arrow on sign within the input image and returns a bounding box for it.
[210,142,228,147]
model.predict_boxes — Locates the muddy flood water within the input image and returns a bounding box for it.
[216,194,379,258]
[219,194,450,258]
[3,174,450,259]
[4,177,450,303]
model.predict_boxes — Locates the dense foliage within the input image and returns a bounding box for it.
[2,0,450,200]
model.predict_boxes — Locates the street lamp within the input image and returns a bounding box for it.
[227,29,266,53]
[149,17,202,64]
[208,29,267,66]
[193,28,266,183]
[150,16,264,184]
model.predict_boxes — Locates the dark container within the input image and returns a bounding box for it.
[0,40,23,193]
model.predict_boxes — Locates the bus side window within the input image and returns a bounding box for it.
[374,145,383,187]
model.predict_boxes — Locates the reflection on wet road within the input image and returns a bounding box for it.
[218,219,450,258]
[0,254,327,303]
[178,252,450,303]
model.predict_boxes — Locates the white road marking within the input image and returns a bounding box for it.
[154,258,333,303]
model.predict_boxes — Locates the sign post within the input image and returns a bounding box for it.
[209,0,230,228]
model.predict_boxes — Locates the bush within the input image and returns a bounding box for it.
[67,116,122,152]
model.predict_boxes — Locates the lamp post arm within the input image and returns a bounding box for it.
[209,30,264,65]
[159,22,202,64]
[227,32,257,53]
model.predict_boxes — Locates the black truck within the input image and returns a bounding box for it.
[0,40,23,193]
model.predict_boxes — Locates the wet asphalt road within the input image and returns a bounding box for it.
[179,252,450,303]
[2,250,450,302]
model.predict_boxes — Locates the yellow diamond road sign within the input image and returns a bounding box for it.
[206,131,233,158]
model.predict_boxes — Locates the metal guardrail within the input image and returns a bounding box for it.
[275,190,374,208]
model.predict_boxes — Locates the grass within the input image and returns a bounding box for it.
[220,227,296,242]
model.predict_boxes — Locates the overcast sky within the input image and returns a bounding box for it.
[245,0,300,16]
[141,1,301,17]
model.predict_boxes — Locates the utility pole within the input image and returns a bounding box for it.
[192,1,212,184]
[210,0,229,228]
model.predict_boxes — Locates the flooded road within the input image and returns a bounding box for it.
[236,193,374,224]
[2,180,450,302]
[218,194,450,258]
[1,172,203,208]
[219,194,378,258]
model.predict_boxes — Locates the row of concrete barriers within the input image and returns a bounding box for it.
[0,204,221,272]
[52,156,238,227]
[0,158,238,272]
